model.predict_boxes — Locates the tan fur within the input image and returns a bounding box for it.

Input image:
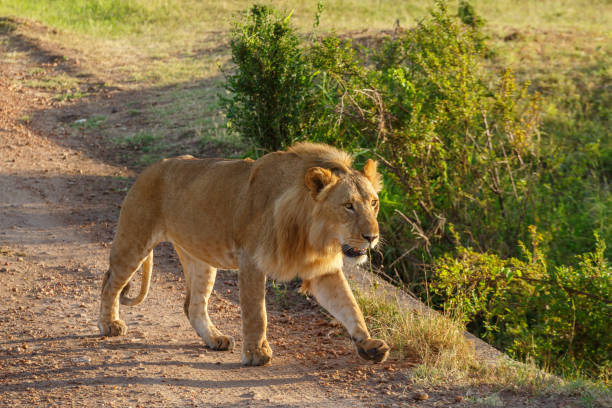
[98,142,389,365]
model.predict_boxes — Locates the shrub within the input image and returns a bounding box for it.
[304,1,542,281]
[430,228,612,378]
[376,5,540,256]
[457,0,484,29]
[221,4,312,152]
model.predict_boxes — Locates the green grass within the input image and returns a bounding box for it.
[70,115,107,129]
[112,130,162,149]
[23,74,78,91]
[54,90,89,101]
[112,130,167,165]
[466,0,611,31]
[0,0,423,36]
[103,81,243,165]
[3,0,609,87]
[0,0,174,36]
[135,83,244,155]
[18,114,32,124]
[2,0,610,36]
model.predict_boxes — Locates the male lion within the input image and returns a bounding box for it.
[99,142,390,365]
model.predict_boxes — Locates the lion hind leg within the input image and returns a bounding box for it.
[98,246,153,337]
[176,246,234,351]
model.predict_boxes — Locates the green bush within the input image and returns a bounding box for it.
[457,0,484,28]
[430,228,611,378]
[222,3,370,152]
[221,4,312,151]
[301,1,542,279]
[534,52,612,265]
[377,4,540,257]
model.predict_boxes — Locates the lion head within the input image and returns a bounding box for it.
[304,159,381,264]
[260,143,383,280]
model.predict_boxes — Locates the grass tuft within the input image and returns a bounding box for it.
[354,287,477,376]
[23,74,78,91]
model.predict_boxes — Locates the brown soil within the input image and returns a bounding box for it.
[0,19,589,408]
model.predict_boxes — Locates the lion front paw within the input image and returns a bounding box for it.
[98,319,127,337]
[355,338,390,363]
[208,335,235,351]
[241,339,273,366]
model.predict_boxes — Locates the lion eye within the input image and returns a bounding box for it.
[371,199,378,207]
[344,203,354,211]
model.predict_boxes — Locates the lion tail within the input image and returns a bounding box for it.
[120,250,154,306]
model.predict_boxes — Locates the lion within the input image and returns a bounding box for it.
[98,142,390,366]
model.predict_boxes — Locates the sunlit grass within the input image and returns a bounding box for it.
[355,285,612,406]
[1,1,610,87]
[23,73,78,91]
[1,0,610,36]
[355,286,477,374]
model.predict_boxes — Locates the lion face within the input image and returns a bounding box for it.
[328,176,380,264]
[305,160,381,265]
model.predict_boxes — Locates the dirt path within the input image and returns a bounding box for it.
[0,24,436,408]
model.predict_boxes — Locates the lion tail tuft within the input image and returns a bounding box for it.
[120,250,154,306]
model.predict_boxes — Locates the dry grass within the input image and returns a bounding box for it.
[354,286,612,406]
[354,287,478,378]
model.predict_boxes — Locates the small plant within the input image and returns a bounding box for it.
[0,16,16,34]
[27,67,45,76]
[54,90,88,102]
[222,5,313,152]
[125,131,161,151]
[113,131,165,165]
[457,0,484,29]
[268,280,290,308]
[457,0,487,50]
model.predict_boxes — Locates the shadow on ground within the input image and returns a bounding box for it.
[2,16,234,175]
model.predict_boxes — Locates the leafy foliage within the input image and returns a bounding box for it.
[430,228,611,377]
[457,0,484,28]
[372,4,541,262]
[222,5,312,151]
[294,1,544,275]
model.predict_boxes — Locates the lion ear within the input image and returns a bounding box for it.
[362,159,382,192]
[305,167,337,199]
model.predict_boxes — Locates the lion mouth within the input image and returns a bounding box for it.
[342,245,367,258]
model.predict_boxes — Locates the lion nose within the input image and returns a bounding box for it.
[362,234,378,243]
